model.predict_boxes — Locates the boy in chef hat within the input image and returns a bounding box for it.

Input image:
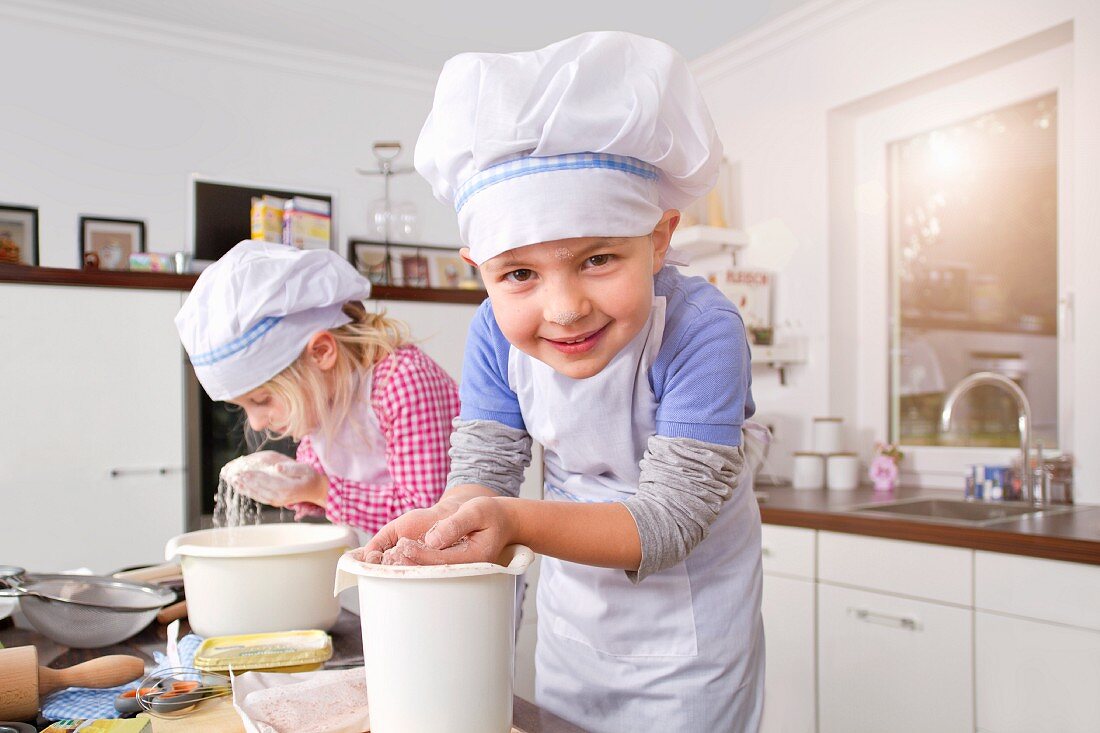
[175,240,460,535]
[364,32,765,731]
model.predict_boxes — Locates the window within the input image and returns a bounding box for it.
[844,40,1072,486]
[888,93,1058,450]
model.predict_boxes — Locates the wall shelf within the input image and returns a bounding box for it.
[671,225,749,261]
[752,341,806,386]
[0,264,487,304]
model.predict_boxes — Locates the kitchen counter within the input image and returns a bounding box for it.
[0,611,584,732]
[757,484,1100,565]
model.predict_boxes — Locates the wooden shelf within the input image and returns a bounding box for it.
[0,263,198,290]
[0,263,487,304]
[372,285,486,304]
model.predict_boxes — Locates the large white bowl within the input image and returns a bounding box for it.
[166,524,358,638]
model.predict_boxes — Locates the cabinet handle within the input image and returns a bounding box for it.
[108,467,185,478]
[761,546,773,557]
[1059,292,1074,342]
[847,607,921,631]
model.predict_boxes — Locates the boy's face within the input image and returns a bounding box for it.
[473,211,677,380]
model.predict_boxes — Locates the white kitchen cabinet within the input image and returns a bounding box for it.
[761,523,816,579]
[760,525,817,733]
[817,532,973,733]
[818,583,973,733]
[974,552,1100,732]
[975,610,1100,733]
[0,284,186,573]
[818,531,972,606]
[975,552,1100,630]
[762,573,816,733]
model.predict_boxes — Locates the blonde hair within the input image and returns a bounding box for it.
[262,301,410,445]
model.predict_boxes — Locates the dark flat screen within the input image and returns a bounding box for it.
[193,180,333,261]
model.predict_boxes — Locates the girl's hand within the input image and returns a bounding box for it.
[233,457,327,508]
[393,496,514,566]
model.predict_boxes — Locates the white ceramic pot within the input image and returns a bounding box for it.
[826,453,860,491]
[792,451,825,489]
[165,524,358,638]
[812,417,844,454]
[335,545,534,733]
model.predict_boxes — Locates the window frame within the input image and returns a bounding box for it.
[850,43,1073,488]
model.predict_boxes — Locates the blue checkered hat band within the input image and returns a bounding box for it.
[190,316,283,367]
[454,153,658,213]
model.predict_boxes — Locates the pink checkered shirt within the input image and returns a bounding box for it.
[292,345,460,534]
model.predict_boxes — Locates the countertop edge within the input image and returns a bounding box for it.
[760,506,1100,566]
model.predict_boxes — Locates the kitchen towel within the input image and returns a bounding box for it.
[40,635,204,721]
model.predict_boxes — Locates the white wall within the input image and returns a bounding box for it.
[693,0,1100,501]
[0,0,460,265]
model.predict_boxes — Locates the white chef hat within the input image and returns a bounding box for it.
[175,240,371,401]
[414,31,722,265]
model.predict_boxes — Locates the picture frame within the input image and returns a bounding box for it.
[394,246,430,288]
[347,240,484,291]
[80,216,146,271]
[428,250,469,289]
[349,240,392,285]
[0,204,39,266]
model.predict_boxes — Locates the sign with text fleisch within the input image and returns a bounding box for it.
[713,268,773,329]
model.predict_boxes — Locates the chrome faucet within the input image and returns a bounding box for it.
[940,371,1039,504]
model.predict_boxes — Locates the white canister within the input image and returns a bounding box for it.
[792,452,825,489]
[165,524,357,638]
[812,417,844,454]
[335,545,535,733]
[826,453,860,491]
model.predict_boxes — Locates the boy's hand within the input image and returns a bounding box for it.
[359,498,465,563]
[392,496,514,566]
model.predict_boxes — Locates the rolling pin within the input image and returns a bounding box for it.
[0,646,145,721]
[155,600,188,624]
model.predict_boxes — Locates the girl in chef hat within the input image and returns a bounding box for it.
[175,240,460,535]
[364,31,766,732]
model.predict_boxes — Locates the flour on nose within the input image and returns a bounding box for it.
[552,311,582,326]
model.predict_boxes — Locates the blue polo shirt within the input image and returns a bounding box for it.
[457,266,755,447]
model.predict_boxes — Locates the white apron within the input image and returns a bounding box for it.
[511,298,765,733]
[309,371,390,546]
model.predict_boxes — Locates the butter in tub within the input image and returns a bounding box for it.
[194,629,333,673]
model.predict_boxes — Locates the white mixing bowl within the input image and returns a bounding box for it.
[166,524,358,638]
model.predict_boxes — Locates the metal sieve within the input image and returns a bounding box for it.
[0,568,176,649]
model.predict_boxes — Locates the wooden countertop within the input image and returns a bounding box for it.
[0,611,583,732]
[757,484,1100,565]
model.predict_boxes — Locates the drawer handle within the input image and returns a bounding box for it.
[848,607,921,631]
[108,466,185,478]
[761,546,774,558]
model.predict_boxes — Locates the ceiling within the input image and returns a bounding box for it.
[46,0,816,69]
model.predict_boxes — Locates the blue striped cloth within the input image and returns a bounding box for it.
[41,635,204,721]
[453,152,659,212]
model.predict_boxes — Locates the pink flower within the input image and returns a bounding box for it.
[869,454,899,491]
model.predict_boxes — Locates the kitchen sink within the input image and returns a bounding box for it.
[850,497,1076,527]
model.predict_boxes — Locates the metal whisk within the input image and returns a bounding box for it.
[131,667,231,719]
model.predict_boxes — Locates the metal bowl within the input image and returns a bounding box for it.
[0,572,175,649]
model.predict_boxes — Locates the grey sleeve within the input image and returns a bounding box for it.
[446,418,533,498]
[622,435,745,583]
